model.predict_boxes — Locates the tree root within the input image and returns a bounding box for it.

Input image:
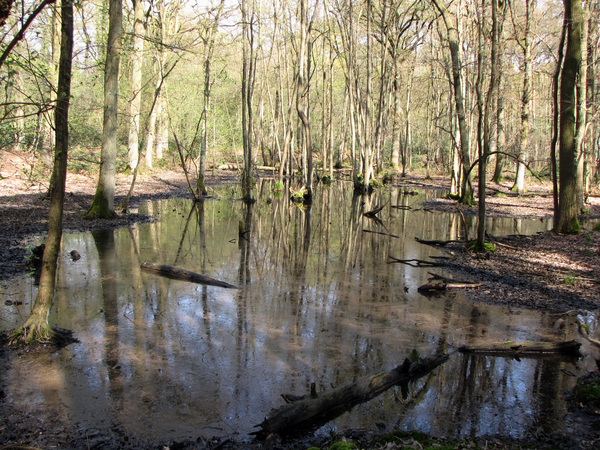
[7,325,77,349]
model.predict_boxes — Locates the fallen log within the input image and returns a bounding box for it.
[459,340,583,358]
[364,202,386,217]
[415,237,465,246]
[418,281,482,294]
[253,353,449,437]
[388,256,442,267]
[141,261,238,289]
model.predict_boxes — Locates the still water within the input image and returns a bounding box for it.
[1,180,597,443]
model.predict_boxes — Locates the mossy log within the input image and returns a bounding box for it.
[141,261,238,289]
[253,353,449,437]
[459,340,583,358]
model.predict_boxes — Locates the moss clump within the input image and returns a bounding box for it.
[575,377,600,408]
[593,222,600,232]
[466,240,496,253]
[445,192,461,201]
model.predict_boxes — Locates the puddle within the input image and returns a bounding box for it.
[1,180,597,443]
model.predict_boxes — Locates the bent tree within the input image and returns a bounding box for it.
[85,0,123,219]
[12,0,73,343]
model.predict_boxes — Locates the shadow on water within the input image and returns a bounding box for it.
[0,180,598,443]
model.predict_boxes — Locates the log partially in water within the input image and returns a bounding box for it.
[253,353,449,437]
[141,261,238,289]
[459,340,583,358]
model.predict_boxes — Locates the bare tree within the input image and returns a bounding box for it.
[127,0,146,170]
[432,0,473,204]
[556,0,583,234]
[11,0,73,344]
[84,0,123,219]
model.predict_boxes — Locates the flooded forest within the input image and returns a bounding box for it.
[1,0,600,448]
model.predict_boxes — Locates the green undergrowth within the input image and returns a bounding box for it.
[466,240,496,253]
[575,377,600,408]
[304,429,566,450]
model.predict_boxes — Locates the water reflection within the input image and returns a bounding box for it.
[1,181,597,443]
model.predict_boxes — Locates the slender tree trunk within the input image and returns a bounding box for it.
[241,0,256,201]
[198,0,225,197]
[13,0,73,343]
[127,0,144,170]
[557,0,583,234]
[432,0,473,204]
[513,0,533,194]
[85,0,122,219]
[477,0,499,250]
[551,10,567,225]
[574,2,588,210]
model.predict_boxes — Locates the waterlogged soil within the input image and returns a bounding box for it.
[1,153,600,449]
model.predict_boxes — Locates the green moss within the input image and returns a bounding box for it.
[575,377,600,408]
[593,222,600,232]
[369,178,383,188]
[83,189,116,220]
[321,175,332,186]
[445,193,461,201]
[409,349,420,362]
[273,181,284,192]
[466,240,496,253]
[565,217,581,235]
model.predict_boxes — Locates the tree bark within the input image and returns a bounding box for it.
[198,0,225,197]
[13,0,73,343]
[241,0,255,201]
[432,0,473,204]
[127,0,145,171]
[557,0,583,234]
[512,0,533,194]
[254,353,449,437]
[85,0,123,219]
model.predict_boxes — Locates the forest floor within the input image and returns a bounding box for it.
[1,150,600,449]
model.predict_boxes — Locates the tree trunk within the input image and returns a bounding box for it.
[13,0,73,344]
[513,0,533,194]
[85,0,122,219]
[574,2,588,210]
[432,0,473,204]
[241,0,255,201]
[254,353,449,437]
[477,0,499,250]
[127,0,144,171]
[557,0,583,234]
[198,0,225,197]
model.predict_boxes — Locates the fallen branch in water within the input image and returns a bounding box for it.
[388,256,442,267]
[459,340,583,358]
[141,261,238,289]
[253,352,450,437]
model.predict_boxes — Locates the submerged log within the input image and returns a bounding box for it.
[141,261,238,289]
[459,340,583,358]
[388,256,442,267]
[253,353,449,437]
[418,281,482,294]
[415,237,465,246]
